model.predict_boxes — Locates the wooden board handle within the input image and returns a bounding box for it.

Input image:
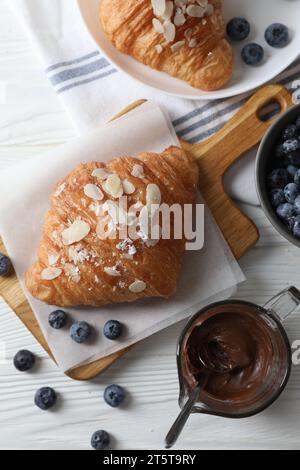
[180,85,293,259]
[182,84,293,173]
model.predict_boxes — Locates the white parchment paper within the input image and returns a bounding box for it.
[0,102,245,372]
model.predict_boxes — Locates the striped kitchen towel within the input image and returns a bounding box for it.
[9,0,300,205]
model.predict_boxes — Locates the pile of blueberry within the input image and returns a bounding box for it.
[267,118,300,239]
[226,18,290,66]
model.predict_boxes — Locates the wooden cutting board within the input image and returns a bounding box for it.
[0,84,293,380]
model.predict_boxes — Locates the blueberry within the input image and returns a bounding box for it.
[13,350,35,372]
[275,143,285,159]
[294,195,300,214]
[285,216,296,231]
[104,384,126,408]
[265,23,289,48]
[241,43,264,66]
[103,320,123,340]
[287,165,298,179]
[293,216,300,238]
[276,203,295,220]
[227,17,250,42]
[267,168,289,189]
[91,430,110,450]
[70,321,92,343]
[48,310,67,330]
[270,189,285,207]
[0,253,12,276]
[282,139,299,155]
[296,117,300,130]
[282,124,298,141]
[34,387,57,410]
[284,183,299,203]
[294,169,300,186]
[287,152,300,166]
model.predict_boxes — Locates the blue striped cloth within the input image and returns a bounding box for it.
[10,0,300,204]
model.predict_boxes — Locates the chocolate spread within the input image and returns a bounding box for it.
[183,307,275,402]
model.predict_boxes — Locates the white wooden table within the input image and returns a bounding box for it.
[0,1,300,450]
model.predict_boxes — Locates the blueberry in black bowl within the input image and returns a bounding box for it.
[34,387,57,410]
[104,384,126,408]
[91,430,110,450]
[267,168,289,189]
[70,321,92,343]
[0,253,12,277]
[48,310,68,330]
[256,106,300,247]
[226,17,250,42]
[293,216,300,238]
[103,320,123,340]
[241,43,264,66]
[265,23,289,48]
[13,350,35,372]
[284,183,299,204]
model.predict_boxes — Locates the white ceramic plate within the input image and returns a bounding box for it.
[78,0,300,100]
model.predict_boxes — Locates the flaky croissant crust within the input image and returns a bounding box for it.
[100,0,233,91]
[26,147,199,308]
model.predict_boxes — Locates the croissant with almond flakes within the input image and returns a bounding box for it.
[100,0,233,91]
[25,147,199,308]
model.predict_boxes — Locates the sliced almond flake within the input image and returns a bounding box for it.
[95,275,100,283]
[174,10,186,26]
[187,4,205,18]
[84,183,104,201]
[48,252,60,266]
[155,44,163,54]
[206,3,214,15]
[184,28,193,41]
[104,266,121,277]
[96,216,116,239]
[64,263,81,283]
[162,1,174,20]
[163,21,176,42]
[152,18,164,34]
[131,164,144,178]
[62,220,90,246]
[151,0,166,17]
[123,179,135,195]
[171,40,185,52]
[129,280,146,293]
[41,267,62,281]
[103,174,123,198]
[189,38,198,48]
[92,168,111,180]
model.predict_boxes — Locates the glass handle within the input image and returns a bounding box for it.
[264,286,300,322]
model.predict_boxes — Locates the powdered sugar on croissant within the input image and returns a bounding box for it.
[100,0,233,91]
[25,147,199,308]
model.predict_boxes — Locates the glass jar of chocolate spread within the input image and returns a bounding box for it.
[177,287,300,418]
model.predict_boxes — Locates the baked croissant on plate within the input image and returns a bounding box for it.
[100,0,233,91]
[26,147,199,308]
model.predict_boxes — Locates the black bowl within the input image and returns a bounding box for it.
[256,104,300,248]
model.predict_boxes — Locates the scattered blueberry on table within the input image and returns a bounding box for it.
[70,321,92,343]
[265,23,289,48]
[267,117,300,239]
[104,384,126,408]
[0,253,12,276]
[13,350,35,372]
[48,309,68,330]
[226,17,250,42]
[34,387,57,410]
[103,320,123,340]
[91,430,110,450]
[241,43,264,66]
